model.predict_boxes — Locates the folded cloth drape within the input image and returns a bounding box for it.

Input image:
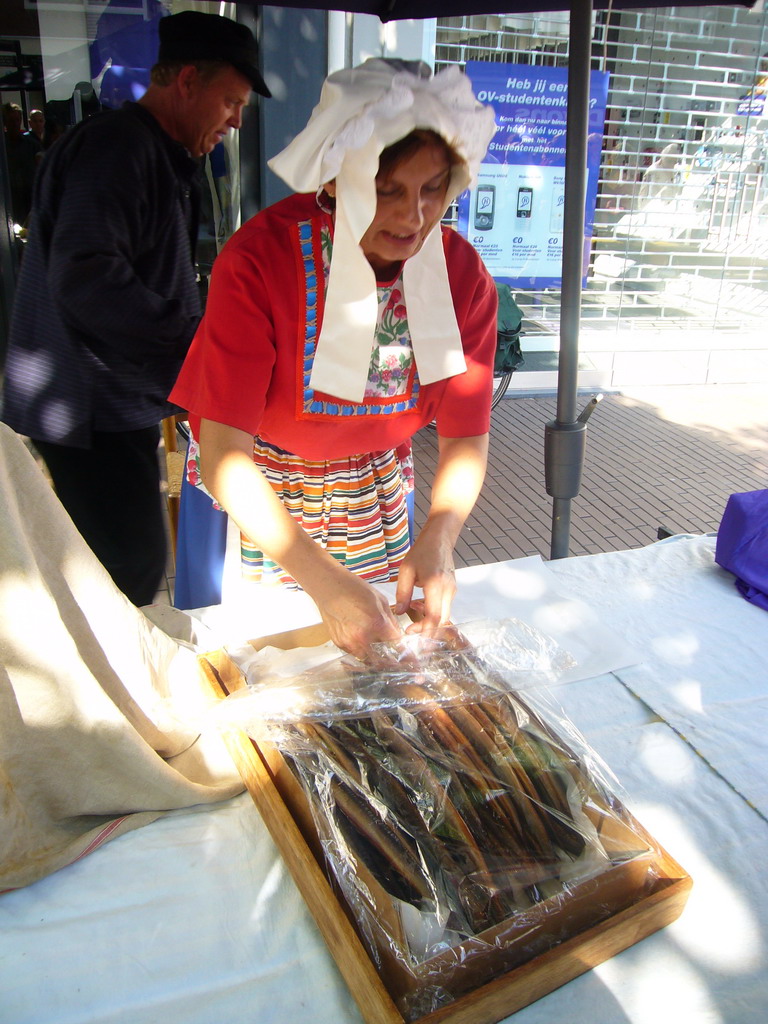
[0,424,243,892]
[715,489,768,612]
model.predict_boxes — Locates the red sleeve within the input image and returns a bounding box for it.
[170,213,498,453]
[434,230,497,438]
[169,216,284,438]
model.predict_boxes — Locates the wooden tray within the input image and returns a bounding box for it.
[199,626,692,1024]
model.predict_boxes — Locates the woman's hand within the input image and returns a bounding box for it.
[198,419,402,661]
[306,561,403,660]
[394,433,489,631]
[394,519,457,632]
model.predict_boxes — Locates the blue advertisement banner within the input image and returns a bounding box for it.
[736,75,767,117]
[457,62,610,289]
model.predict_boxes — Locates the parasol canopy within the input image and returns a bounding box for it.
[248,1,760,556]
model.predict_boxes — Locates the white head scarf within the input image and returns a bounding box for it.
[268,59,497,404]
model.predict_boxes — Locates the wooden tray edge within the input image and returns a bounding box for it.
[198,648,692,1024]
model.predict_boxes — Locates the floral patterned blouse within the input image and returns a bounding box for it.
[320,226,414,401]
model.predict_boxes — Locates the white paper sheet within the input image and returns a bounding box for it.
[172,552,641,687]
[546,535,768,819]
[2,697,766,1024]
[361,555,640,686]
[6,536,766,1024]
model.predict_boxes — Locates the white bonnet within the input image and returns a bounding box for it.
[269,59,495,196]
[268,60,497,404]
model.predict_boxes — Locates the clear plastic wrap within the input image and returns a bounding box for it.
[218,621,664,1021]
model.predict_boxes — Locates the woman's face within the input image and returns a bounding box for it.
[359,141,452,278]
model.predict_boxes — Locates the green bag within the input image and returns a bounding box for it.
[494,283,525,376]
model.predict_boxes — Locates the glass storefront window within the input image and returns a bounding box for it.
[4,3,768,384]
[435,6,768,384]
[1,1,242,349]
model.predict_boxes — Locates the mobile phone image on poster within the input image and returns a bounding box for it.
[457,62,609,289]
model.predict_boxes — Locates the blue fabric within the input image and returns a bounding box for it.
[715,489,768,612]
[173,469,227,610]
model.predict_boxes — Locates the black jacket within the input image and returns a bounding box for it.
[2,103,202,447]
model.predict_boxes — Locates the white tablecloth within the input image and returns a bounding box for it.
[2,534,767,1024]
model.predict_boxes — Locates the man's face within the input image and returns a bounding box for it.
[178,65,252,158]
[28,111,44,138]
[3,107,22,137]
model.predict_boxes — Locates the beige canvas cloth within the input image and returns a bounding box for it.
[0,425,243,892]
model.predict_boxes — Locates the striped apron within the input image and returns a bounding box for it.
[240,438,411,588]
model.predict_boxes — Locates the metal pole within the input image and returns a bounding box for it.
[0,133,19,367]
[547,0,594,559]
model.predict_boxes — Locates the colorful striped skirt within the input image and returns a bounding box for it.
[240,438,412,588]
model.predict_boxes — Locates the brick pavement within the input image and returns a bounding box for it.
[157,382,766,603]
[412,383,768,566]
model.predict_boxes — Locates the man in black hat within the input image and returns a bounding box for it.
[1,13,269,607]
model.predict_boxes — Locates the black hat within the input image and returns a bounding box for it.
[158,12,271,98]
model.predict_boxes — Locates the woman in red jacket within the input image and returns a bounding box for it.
[170,59,497,658]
